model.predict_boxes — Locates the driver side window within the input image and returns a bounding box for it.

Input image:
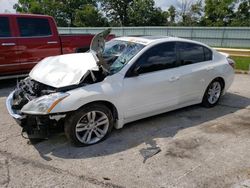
[134,42,177,75]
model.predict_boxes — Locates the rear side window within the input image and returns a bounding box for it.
[17,18,52,37]
[177,42,213,66]
[204,47,213,61]
[177,42,205,65]
[135,42,177,74]
[0,17,11,37]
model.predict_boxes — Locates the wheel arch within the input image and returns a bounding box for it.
[77,100,119,121]
[203,77,226,98]
[213,77,225,91]
[64,100,116,146]
[201,76,226,108]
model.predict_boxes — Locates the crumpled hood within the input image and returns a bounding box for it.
[29,53,98,88]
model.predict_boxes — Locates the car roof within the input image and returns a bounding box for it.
[115,36,211,49]
[115,36,169,45]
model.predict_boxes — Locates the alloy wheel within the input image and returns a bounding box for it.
[207,81,222,104]
[75,111,109,144]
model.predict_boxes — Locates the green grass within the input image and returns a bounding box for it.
[213,46,250,50]
[231,56,250,71]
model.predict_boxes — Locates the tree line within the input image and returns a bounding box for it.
[14,0,250,27]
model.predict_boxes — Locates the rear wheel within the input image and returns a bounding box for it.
[202,80,222,108]
[64,104,114,146]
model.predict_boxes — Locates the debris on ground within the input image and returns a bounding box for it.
[140,146,161,163]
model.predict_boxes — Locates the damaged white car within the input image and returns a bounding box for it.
[6,29,235,146]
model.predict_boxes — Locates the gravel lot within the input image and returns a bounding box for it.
[0,74,249,188]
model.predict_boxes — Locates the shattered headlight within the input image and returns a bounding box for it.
[21,93,69,115]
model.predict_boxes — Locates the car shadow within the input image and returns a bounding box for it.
[31,92,250,160]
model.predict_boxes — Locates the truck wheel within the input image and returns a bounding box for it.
[202,79,223,108]
[64,104,114,146]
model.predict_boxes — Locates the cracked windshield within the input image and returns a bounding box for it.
[103,40,145,74]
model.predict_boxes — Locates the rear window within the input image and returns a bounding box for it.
[177,42,213,65]
[17,18,52,37]
[0,17,11,37]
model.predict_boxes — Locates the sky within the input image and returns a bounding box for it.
[0,0,189,13]
[155,0,182,10]
[0,0,17,13]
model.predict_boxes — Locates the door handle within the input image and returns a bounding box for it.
[169,76,180,82]
[47,41,58,44]
[206,66,214,71]
[1,43,16,46]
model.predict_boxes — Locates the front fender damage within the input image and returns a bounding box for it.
[6,29,113,140]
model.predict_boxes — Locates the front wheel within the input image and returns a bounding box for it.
[64,104,114,146]
[202,80,223,108]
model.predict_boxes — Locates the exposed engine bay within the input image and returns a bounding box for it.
[12,68,106,111]
[12,78,55,111]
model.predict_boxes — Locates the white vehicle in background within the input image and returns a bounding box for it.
[6,30,235,146]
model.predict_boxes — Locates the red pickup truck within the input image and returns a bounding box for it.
[0,13,114,79]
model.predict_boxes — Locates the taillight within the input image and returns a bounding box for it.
[227,58,235,69]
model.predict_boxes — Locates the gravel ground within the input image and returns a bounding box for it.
[0,74,249,188]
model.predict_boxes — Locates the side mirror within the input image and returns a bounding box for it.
[131,66,141,77]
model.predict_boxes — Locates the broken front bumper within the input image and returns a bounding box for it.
[6,91,66,139]
[6,91,26,126]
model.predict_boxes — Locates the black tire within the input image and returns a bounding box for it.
[64,104,114,147]
[202,79,223,108]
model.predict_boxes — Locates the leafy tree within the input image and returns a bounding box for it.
[168,5,176,24]
[179,0,192,24]
[99,0,133,26]
[13,0,249,27]
[190,0,203,24]
[74,5,109,27]
[14,0,106,27]
[128,0,167,26]
[162,11,170,26]
[202,0,236,26]
[179,0,203,26]
[231,0,250,26]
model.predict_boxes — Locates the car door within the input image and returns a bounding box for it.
[0,16,19,76]
[16,16,61,73]
[121,42,181,121]
[176,42,214,104]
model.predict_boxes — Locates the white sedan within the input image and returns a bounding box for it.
[6,30,235,146]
